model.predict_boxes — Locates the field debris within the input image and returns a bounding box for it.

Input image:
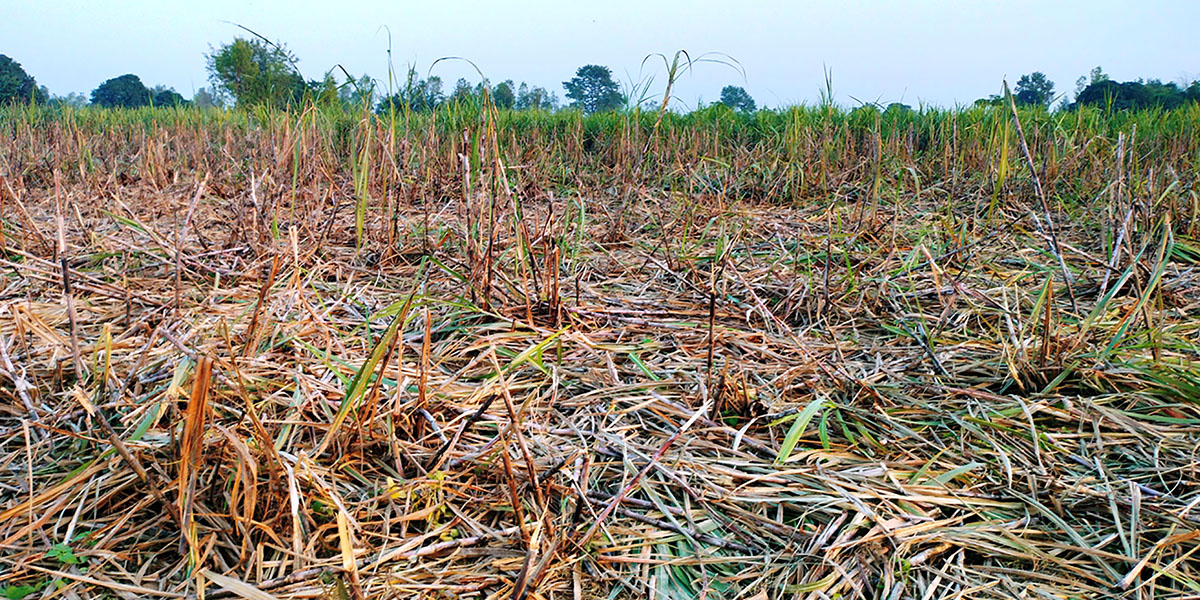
[1,104,1200,599]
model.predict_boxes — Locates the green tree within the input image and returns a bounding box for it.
[377,68,443,113]
[515,82,558,110]
[50,92,89,108]
[206,38,306,108]
[1142,79,1188,109]
[563,65,624,113]
[492,80,515,109]
[718,85,756,112]
[973,95,1003,108]
[192,87,223,109]
[91,74,151,108]
[150,85,188,107]
[1075,80,1129,110]
[339,73,376,108]
[1074,66,1108,99]
[307,74,340,106]
[1014,72,1054,107]
[1075,78,1193,111]
[448,78,476,105]
[1186,80,1200,104]
[409,75,444,111]
[0,54,47,104]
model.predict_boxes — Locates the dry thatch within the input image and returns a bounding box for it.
[2,102,1200,599]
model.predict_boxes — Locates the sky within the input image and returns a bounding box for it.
[5,0,1198,109]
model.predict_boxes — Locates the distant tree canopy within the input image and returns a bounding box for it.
[339,73,376,108]
[0,54,47,104]
[1015,72,1055,107]
[192,87,223,109]
[563,65,624,113]
[91,74,151,108]
[718,85,756,113]
[1075,66,1109,98]
[1075,78,1200,111]
[515,82,558,110]
[964,66,1200,112]
[50,92,89,108]
[151,85,188,107]
[448,78,475,105]
[492,80,516,109]
[206,37,306,108]
[41,41,1200,116]
[377,68,444,113]
[307,74,341,106]
[375,68,560,114]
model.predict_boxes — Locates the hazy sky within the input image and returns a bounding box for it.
[5,1,1198,108]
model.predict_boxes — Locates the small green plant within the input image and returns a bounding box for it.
[2,585,40,600]
[46,543,82,565]
[2,583,44,600]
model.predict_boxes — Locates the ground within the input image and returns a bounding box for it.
[2,114,1200,599]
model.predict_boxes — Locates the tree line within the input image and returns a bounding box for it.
[0,39,743,115]
[972,67,1200,112]
[0,39,775,115]
[3,40,1198,114]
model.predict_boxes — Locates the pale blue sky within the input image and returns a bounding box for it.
[5,0,1197,108]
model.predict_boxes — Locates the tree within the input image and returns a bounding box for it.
[1075,78,1191,111]
[1014,72,1054,107]
[0,54,47,104]
[515,83,558,110]
[206,38,306,108]
[377,68,443,113]
[192,87,223,109]
[408,75,444,111]
[150,85,188,107]
[448,78,476,105]
[154,89,187,106]
[1141,79,1188,110]
[1187,80,1200,104]
[339,74,376,108]
[492,80,515,109]
[563,65,624,113]
[973,95,1003,108]
[1074,66,1108,98]
[50,92,89,108]
[718,85,756,112]
[307,74,340,106]
[91,74,151,108]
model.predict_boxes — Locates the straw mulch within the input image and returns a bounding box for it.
[2,176,1199,600]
